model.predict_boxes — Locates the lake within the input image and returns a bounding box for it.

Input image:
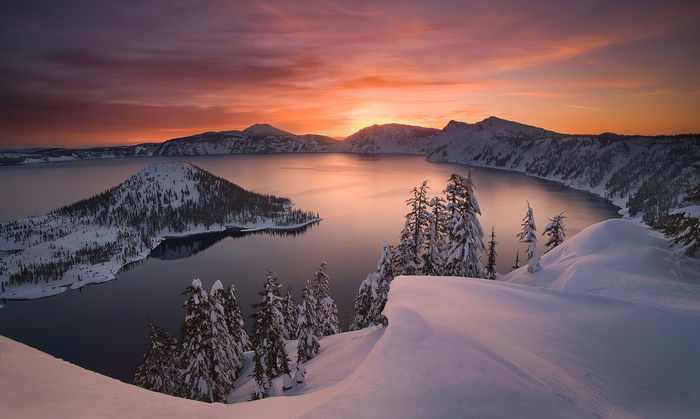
[0,154,620,383]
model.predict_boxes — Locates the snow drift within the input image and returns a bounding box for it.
[2,219,699,417]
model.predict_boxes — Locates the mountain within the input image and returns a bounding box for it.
[2,219,699,417]
[152,125,337,156]
[0,162,320,300]
[1,117,697,228]
[242,123,294,137]
[426,119,700,227]
[335,123,440,154]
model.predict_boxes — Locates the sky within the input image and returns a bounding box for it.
[1,0,698,148]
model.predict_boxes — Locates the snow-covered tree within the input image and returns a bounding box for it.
[444,172,485,278]
[221,283,251,368]
[250,271,291,400]
[208,280,236,402]
[394,218,419,275]
[180,278,215,402]
[423,196,448,276]
[312,262,340,336]
[294,280,321,384]
[517,202,541,273]
[282,287,299,340]
[349,273,375,331]
[485,226,498,280]
[134,321,180,396]
[395,182,431,275]
[543,212,566,253]
[377,240,394,280]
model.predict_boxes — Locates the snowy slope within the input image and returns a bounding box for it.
[334,123,439,154]
[426,118,700,225]
[502,219,700,312]
[2,218,699,418]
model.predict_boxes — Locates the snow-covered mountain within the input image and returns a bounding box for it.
[0,162,320,300]
[2,219,699,417]
[2,117,697,227]
[335,123,439,154]
[426,118,700,226]
[152,125,337,156]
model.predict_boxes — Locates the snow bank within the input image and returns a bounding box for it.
[503,219,700,312]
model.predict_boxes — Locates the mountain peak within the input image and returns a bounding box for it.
[243,123,294,137]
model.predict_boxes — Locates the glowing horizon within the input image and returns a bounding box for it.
[1,0,698,148]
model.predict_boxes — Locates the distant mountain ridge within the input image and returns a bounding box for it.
[1,118,698,227]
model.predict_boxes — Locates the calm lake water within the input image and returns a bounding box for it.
[0,154,620,383]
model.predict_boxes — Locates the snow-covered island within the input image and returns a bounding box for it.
[0,161,320,300]
[1,219,699,417]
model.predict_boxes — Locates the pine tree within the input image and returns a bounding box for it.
[395,182,431,275]
[294,280,321,384]
[543,212,567,253]
[180,278,215,402]
[312,262,340,336]
[222,283,251,367]
[349,273,376,331]
[423,196,448,276]
[282,287,299,340]
[250,271,290,400]
[208,280,235,402]
[377,240,394,280]
[134,321,180,396]
[394,218,419,275]
[485,226,498,280]
[511,250,520,271]
[444,172,485,277]
[517,202,541,273]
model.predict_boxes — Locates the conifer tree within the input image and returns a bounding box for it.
[517,202,541,273]
[485,226,498,280]
[444,172,485,277]
[134,321,180,396]
[312,262,340,336]
[543,212,567,253]
[377,240,394,280]
[394,218,418,275]
[423,196,448,276]
[349,273,376,331]
[282,287,299,340]
[512,251,520,271]
[180,278,215,402]
[372,240,393,324]
[250,271,290,400]
[395,182,431,275]
[222,283,251,363]
[294,280,321,384]
[208,280,235,402]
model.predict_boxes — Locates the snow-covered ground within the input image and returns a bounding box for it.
[2,218,699,417]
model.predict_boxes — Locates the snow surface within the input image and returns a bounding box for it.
[503,219,700,312]
[2,218,699,417]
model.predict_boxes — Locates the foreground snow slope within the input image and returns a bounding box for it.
[2,219,699,417]
[503,219,700,312]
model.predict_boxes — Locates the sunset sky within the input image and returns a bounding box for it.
[1,0,698,148]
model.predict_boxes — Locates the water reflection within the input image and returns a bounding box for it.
[149,223,319,260]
